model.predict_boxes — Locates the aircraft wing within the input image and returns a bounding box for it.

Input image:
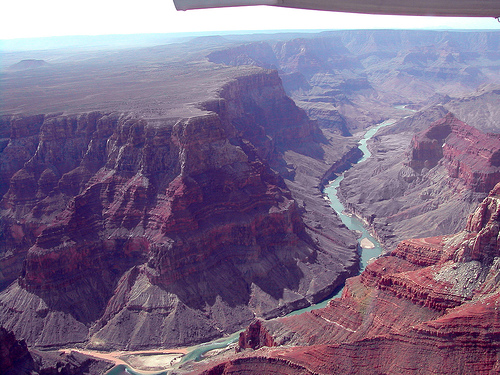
[173,0,500,18]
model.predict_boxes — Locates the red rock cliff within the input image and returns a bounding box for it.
[0,70,358,350]
[199,181,500,374]
[407,112,500,192]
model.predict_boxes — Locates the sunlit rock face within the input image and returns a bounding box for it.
[0,69,358,350]
[407,112,500,193]
[200,182,500,375]
[339,110,500,251]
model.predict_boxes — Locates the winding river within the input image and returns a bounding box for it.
[325,119,394,270]
[105,119,394,375]
[287,118,394,315]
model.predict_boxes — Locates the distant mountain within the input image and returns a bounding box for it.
[7,59,49,71]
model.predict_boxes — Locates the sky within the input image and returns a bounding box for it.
[1,0,499,40]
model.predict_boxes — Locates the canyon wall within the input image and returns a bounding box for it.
[407,112,500,193]
[208,31,500,135]
[2,30,500,372]
[339,107,500,250]
[0,69,358,350]
[199,181,500,374]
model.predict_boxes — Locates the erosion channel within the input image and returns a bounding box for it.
[102,118,395,375]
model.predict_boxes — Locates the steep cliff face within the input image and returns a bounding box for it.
[339,30,500,103]
[209,70,321,162]
[237,320,276,351]
[208,38,360,79]
[272,37,362,78]
[199,182,500,374]
[207,31,500,137]
[0,69,358,350]
[407,113,500,192]
[207,37,378,135]
[339,109,500,250]
[0,112,122,289]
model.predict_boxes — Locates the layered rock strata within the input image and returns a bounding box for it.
[0,69,358,350]
[407,112,500,193]
[339,110,500,249]
[208,38,385,134]
[198,182,500,374]
[208,31,500,136]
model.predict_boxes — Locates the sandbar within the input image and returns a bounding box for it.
[61,348,187,374]
[360,237,375,249]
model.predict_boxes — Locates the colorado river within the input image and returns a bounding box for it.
[104,119,394,374]
[287,119,393,315]
[324,119,394,269]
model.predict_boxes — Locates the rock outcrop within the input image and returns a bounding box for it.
[0,327,32,374]
[207,37,381,134]
[339,110,500,249]
[198,181,500,374]
[407,113,500,192]
[237,320,276,351]
[0,69,358,350]
[0,327,111,375]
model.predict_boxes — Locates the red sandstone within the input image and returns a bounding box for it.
[199,181,500,374]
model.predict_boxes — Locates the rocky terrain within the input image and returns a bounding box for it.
[179,30,500,375]
[1,29,500,374]
[207,30,500,135]
[0,327,112,375]
[198,180,500,374]
[0,38,359,352]
[338,87,500,250]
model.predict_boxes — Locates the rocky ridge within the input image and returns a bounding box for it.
[339,108,500,250]
[0,68,358,350]
[407,112,500,193]
[198,181,500,374]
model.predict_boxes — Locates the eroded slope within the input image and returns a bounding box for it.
[199,181,500,374]
[0,60,358,350]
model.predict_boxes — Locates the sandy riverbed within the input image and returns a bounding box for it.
[120,353,184,371]
[61,348,187,373]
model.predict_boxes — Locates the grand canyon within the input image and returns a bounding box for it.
[1,29,500,374]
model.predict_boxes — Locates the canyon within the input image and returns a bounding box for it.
[199,180,500,374]
[0,68,359,351]
[1,29,500,374]
[340,107,500,250]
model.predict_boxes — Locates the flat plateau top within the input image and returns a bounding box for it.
[0,42,262,119]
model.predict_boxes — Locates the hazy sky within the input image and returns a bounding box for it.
[1,0,499,40]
